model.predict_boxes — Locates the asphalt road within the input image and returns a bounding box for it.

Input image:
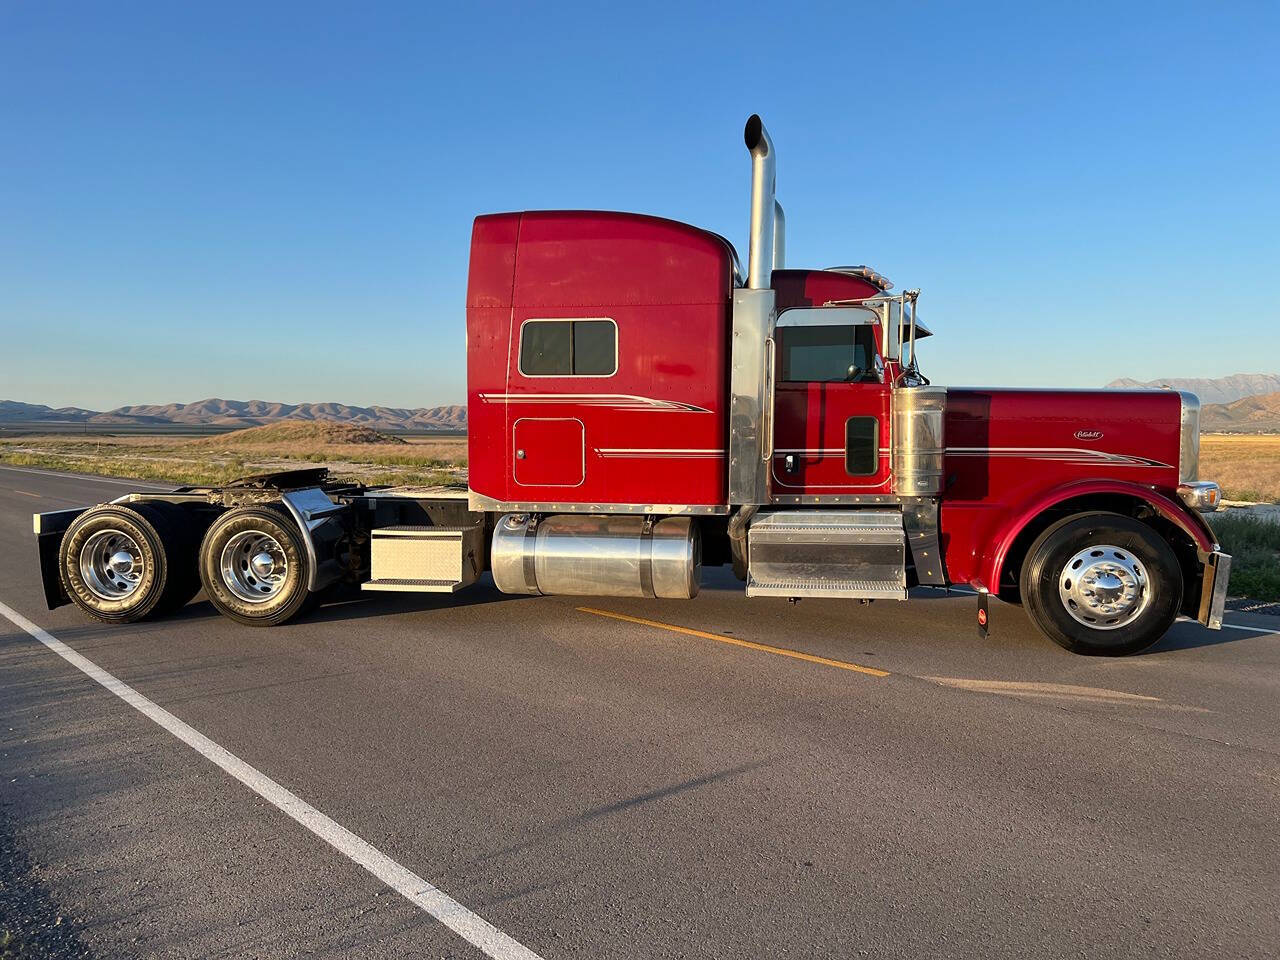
[1,464,1277,959]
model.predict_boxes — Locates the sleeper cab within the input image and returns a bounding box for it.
[466,211,736,510]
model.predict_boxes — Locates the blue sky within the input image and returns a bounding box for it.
[3,1,1277,410]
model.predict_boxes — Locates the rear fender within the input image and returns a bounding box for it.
[33,508,87,609]
[981,480,1217,593]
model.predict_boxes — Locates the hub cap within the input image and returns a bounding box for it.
[220,530,289,604]
[79,529,145,602]
[1058,544,1150,630]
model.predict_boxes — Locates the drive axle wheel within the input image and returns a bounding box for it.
[59,503,186,623]
[199,506,315,626]
[1020,511,1182,656]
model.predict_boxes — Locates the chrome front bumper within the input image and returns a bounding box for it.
[1197,551,1232,630]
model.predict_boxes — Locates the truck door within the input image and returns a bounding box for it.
[770,306,892,496]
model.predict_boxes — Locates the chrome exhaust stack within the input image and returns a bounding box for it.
[744,115,776,289]
[772,200,786,273]
[729,115,780,505]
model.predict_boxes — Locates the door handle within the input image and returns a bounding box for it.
[516,449,526,460]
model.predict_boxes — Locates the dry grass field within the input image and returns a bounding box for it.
[1200,434,1280,503]
[2,427,1277,599]
[0,423,467,488]
[2,428,1274,500]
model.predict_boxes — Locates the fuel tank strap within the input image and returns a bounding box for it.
[521,515,542,595]
[639,516,656,599]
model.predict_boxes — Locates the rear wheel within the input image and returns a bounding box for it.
[198,505,315,626]
[1020,511,1182,656]
[59,504,187,623]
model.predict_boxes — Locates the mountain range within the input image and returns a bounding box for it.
[1200,392,1280,434]
[0,398,466,431]
[4,372,1278,433]
[1104,373,1280,405]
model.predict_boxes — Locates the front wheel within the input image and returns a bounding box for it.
[198,506,316,627]
[1019,512,1182,656]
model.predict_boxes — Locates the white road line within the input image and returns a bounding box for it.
[1215,622,1278,635]
[0,464,173,489]
[0,599,544,960]
[925,587,1276,636]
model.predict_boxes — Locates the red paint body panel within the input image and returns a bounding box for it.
[936,388,1195,589]
[466,211,734,507]
[772,383,892,493]
[465,214,520,504]
[772,269,881,310]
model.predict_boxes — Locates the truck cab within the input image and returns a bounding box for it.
[463,115,1229,655]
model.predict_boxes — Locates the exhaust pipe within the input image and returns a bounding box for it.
[772,200,785,273]
[744,115,776,289]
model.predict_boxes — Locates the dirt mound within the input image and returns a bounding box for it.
[192,422,406,447]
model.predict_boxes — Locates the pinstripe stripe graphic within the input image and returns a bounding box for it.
[944,447,1171,468]
[595,448,724,459]
[478,394,711,413]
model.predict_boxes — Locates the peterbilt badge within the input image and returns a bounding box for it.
[1074,430,1104,441]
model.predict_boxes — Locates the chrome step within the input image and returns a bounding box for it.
[361,578,465,593]
[745,576,906,600]
[746,509,906,600]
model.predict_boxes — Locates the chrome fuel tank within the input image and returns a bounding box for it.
[491,514,701,599]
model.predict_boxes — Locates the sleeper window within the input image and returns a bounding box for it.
[519,319,617,376]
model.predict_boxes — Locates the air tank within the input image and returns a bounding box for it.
[491,514,701,599]
[892,386,947,496]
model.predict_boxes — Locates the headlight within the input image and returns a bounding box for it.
[1178,391,1200,484]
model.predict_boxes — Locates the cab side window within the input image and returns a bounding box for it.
[780,324,877,383]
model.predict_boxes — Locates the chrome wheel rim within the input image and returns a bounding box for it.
[1058,544,1150,631]
[79,529,145,602]
[220,530,288,604]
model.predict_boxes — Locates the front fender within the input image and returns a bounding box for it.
[981,479,1217,592]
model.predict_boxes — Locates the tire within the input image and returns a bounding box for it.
[198,505,315,627]
[1019,511,1182,656]
[59,504,186,623]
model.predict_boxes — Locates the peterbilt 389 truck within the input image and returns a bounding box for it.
[32,116,1230,656]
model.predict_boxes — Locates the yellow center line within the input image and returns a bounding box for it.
[577,607,890,677]
[12,490,41,498]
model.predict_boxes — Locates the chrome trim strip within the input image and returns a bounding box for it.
[729,287,774,505]
[467,490,728,516]
[1178,391,1201,484]
[770,494,923,506]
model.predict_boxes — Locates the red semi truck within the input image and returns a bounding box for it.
[32,116,1230,656]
